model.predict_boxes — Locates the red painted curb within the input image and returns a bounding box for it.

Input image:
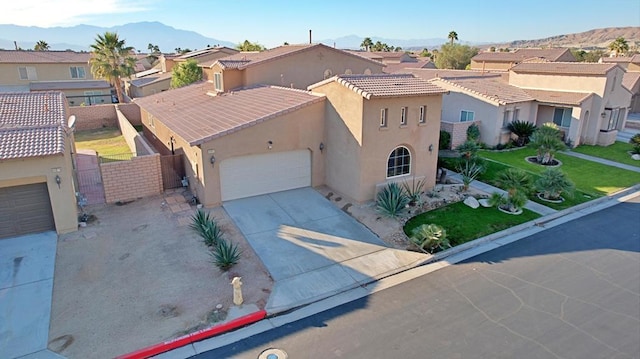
[116,310,267,359]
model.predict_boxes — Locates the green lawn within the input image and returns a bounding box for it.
[572,142,640,168]
[404,202,540,247]
[75,127,132,162]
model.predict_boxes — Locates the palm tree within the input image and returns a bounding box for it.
[448,31,458,45]
[608,37,629,57]
[534,168,574,201]
[528,123,566,165]
[34,40,49,51]
[494,168,532,213]
[89,32,136,104]
[507,120,536,147]
[360,37,373,52]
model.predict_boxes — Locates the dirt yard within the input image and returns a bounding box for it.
[49,189,273,358]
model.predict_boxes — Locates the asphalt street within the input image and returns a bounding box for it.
[195,195,640,359]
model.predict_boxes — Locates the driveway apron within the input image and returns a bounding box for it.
[223,187,427,313]
[0,232,58,358]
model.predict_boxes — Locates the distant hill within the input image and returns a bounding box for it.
[0,22,235,52]
[485,27,640,50]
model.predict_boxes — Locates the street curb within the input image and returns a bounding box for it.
[115,310,266,359]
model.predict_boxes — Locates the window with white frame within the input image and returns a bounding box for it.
[552,108,572,128]
[18,66,37,80]
[607,108,621,131]
[400,107,407,126]
[460,110,474,122]
[387,146,411,178]
[419,105,426,124]
[70,66,86,79]
[502,110,511,128]
[380,108,388,128]
[214,72,222,91]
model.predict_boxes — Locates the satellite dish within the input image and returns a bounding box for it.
[68,115,76,128]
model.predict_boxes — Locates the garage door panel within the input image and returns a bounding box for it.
[220,150,311,201]
[0,183,55,239]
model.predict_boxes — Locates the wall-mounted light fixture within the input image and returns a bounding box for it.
[319,142,325,152]
[601,112,607,118]
[210,155,216,167]
[268,140,273,150]
[55,174,61,189]
[429,144,434,153]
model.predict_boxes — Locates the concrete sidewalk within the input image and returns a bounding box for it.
[562,150,640,173]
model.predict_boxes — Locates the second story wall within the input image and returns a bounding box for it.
[0,62,94,86]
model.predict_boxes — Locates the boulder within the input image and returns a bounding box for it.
[632,154,640,161]
[478,198,492,208]
[463,196,480,209]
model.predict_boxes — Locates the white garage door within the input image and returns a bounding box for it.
[220,150,311,201]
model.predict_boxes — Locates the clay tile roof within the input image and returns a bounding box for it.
[632,54,640,64]
[472,48,573,63]
[310,74,446,99]
[600,56,634,63]
[0,92,67,159]
[622,72,640,91]
[434,77,534,105]
[134,82,325,146]
[384,60,436,74]
[129,72,172,87]
[523,89,593,106]
[510,62,618,75]
[407,68,505,81]
[0,50,90,63]
[215,43,383,70]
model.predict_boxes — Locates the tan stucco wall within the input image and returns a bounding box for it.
[470,60,513,72]
[0,153,78,234]
[509,72,606,93]
[130,78,171,98]
[628,63,640,72]
[0,62,95,85]
[208,65,243,91]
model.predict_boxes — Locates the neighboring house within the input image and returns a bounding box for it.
[348,51,436,74]
[159,47,239,73]
[136,74,446,206]
[205,44,385,91]
[600,54,640,72]
[470,48,576,72]
[0,92,78,238]
[125,69,173,98]
[623,71,640,112]
[0,50,113,106]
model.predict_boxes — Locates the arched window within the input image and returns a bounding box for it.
[364,68,372,75]
[387,146,411,178]
[345,69,353,75]
[324,69,333,79]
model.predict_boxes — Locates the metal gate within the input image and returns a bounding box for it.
[75,151,106,205]
[160,154,185,190]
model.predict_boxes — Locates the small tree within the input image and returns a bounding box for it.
[456,140,480,160]
[535,168,575,201]
[528,123,566,165]
[466,123,480,142]
[34,40,49,51]
[439,130,451,150]
[89,32,136,104]
[608,37,629,57]
[507,120,536,147]
[630,133,640,154]
[171,59,203,88]
[236,40,265,51]
[448,31,458,45]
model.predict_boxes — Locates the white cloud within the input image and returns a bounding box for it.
[0,0,150,27]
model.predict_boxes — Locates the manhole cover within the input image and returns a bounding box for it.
[258,348,288,359]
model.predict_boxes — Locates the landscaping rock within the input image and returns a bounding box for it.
[463,196,480,209]
[632,154,640,161]
[478,198,492,208]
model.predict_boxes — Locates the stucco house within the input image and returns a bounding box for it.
[599,54,640,71]
[125,68,173,98]
[0,50,112,106]
[623,71,640,113]
[470,48,576,72]
[135,73,446,207]
[203,44,385,91]
[0,92,78,238]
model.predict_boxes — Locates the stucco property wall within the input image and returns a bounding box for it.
[440,120,479,149]
[100,154,163,203]
[117,103,142,125]
[69,105,118,130]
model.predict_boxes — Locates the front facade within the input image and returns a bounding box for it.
[0,50,113,106]
[0,92,78,238]
[205,44,385,92]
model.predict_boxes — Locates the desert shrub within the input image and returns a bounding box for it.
[494,168,532,213]
[410,224,450,253]
[535,168,575,200]
[210,239,241,270]
[507,120,536,147]
[190,209,223,246]
[466,124,481,142]
[439,130,451,150]
[630,134,640,154]
[529,123,566,165]
[456,158,484,190]
[456,140,481,160]
[402,177,426,206]
[376,182,410,218]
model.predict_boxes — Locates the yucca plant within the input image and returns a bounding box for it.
[410,224,450,253]
[376,182,410,218]
[535,168,575,201]
[456,158,485,190]
[528,123,566,165]
[402,177,426,206]
[210,238,241,270]
[507,120,536,147]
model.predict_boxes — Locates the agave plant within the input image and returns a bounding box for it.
[210,238,241,270]
[535,168,575,201]
[402,177,426,206]
[507,120,536,147]
[410,224,450,253]
[528,123,566,165]
[190,209,223,246]
[376,182,410,218]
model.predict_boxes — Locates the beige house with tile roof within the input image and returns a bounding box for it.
[470,48,576,72]
[124,69,173,98]
[136,74,446,206]
[623,72,640,112]
[600,54,640,71]
[205,44,385,92]
[0,50,113,106]
[0,92,78,238]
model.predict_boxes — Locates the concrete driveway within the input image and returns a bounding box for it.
[224,187,427,313]
[0,231,62,359]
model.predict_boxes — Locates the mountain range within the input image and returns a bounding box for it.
[0,22,638,53]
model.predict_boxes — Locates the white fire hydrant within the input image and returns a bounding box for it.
[231,277,243,306]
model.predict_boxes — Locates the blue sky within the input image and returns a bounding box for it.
[2,0,639,47]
